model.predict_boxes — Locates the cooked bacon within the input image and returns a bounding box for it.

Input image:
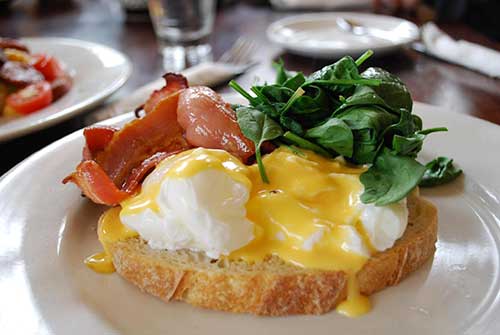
[64,76,190,205]
[177,86,255,163]
[63,160,130,205]
[83,126,117,159]
[143,73,188,114]
[0,61,44,87]
[94,91,189,187]
[0,38,29,53]
[121,151,177,193]
[65,73,263,207]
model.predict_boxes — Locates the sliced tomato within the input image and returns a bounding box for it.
[6,81,53,115]
[32,54,64,81]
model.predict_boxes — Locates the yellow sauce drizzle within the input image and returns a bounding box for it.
[85,207,138,274]
[120,148,251,216]
[89,147,375,316]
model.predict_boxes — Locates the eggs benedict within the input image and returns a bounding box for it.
[65,58,451,316]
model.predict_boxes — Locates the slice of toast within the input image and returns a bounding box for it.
[105,194,437,316]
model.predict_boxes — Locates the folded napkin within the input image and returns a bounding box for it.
[270,0,370,10]
[92,61,241,122]
[421,22,500,78]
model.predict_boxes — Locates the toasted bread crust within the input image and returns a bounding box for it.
[107,195,437,315]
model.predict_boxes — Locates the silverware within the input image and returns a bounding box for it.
[336,17,388,40]
[90,38,258,122]
[217,37,258,73]
[336,17,437,58]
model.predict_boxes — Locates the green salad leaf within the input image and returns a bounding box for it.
[235,106,283,183]
[230,51,461,204]
[420,157,463,187]
[305,118,353,157]
[360,67,413,112]
[360,149,426,206]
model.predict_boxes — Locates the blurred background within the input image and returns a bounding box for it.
[0,0,499,174]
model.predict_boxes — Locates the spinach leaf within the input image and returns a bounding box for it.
[230,51,460,205]
[392,133,425,157]
[361,67,413,112]
[282,131,332,157]
[259,85,293,103]
[290,85,330,112]
[308,56,362,95]
[360,148,426,206]
[283,72,306,91]
[336,105,398,164]
[235,106,283,183]
[305,118,353,157]
[420,157,463,187]
[273,59,289,85]
[334,85,394,116]
[392,127,448,157]
[384,108,416,138]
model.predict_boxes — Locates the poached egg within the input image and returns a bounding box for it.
[89,147,408,317]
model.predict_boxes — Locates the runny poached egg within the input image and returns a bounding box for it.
[92,147,409,317]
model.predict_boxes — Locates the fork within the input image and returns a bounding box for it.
[91,38,258,122]
[336,17,402,41]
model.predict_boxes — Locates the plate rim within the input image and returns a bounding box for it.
[0,36,132,142]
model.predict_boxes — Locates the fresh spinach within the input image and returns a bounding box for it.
[420,157,463,187]
[360,148,426,206]
[361,67,413,112]
[230,51,460,204]
[282,131,332,158]
[235,106,283,183]
[273,59,290,85]
[305,118,353,157]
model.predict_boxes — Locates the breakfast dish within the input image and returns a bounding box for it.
[0,37,72,117]
[0,37,130,142]
[0,97,499,334]
[64,52,461,317]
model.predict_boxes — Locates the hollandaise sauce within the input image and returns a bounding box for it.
[85,207,138,273]
[88,147,376,317]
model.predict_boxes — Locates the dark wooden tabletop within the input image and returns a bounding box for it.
[1,0,499,176]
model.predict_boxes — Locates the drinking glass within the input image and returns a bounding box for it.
[148,0,216,71]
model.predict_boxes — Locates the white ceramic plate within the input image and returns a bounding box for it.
[267,12,420,58]
[0,98,499,334]
[0,37,131,142]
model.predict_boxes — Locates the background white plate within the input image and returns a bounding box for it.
[0,98,499,334]
[0,37,131,142]
[267,12,420,58]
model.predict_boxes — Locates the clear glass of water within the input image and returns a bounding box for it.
[148,0,216,71]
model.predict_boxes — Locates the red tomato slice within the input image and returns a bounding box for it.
[32,54,64,81]
[6,81,53,115]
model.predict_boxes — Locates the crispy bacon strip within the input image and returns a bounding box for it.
[95,91,189,187]
[64,76,190,205]
[121,151,177,194]
[84,126,117,156]
[143,73,188,114]
[62,161,129,205]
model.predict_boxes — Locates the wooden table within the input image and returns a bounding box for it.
[1,0,499,175]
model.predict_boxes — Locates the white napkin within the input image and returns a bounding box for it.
[421,22,500,78]
[270,0,371,10]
